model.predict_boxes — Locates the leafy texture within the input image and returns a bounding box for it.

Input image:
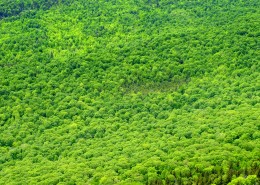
[0,0,259,184]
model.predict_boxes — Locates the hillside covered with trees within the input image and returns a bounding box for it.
[0,0,259,184]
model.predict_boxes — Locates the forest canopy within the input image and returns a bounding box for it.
[0,0,259,184]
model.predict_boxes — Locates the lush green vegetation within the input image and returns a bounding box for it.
[0,0,259,184]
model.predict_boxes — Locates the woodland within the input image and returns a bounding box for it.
[0,0,259,184]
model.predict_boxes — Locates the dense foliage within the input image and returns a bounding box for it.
[0,0,259,184]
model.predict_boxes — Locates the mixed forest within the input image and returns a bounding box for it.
[0,0,259,184]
